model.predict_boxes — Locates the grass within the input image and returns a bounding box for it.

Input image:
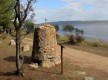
[25,33,34,39]
[65,40,108,57]
[0,35,85,80]
[0,34,108,80]
[57,34,69,44]
[58,34,108,57]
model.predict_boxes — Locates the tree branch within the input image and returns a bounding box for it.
[22,0,37,22]
[17,0,21,24]
[22,0,32,22]
[14,2,18,30]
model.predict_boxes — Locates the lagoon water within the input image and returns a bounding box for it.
[50,21,108,41]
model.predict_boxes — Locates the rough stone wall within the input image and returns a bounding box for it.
[32,24,60,68]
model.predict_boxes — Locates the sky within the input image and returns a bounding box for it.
[23,0,108,23]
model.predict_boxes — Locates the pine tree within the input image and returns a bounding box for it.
[0,0,14,32]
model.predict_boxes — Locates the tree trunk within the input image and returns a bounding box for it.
[15,30,24,76]
[13,0,37,76]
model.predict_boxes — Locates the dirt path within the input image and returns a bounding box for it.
[23,38,108,73]
[63,46,108,73]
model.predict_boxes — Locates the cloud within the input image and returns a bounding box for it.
[35,0,108,23]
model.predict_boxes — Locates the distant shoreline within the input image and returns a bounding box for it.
[58,33,108,45]
[84,36,108,44]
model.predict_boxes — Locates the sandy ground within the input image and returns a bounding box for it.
[23,38,108,73]
[63,46,108,73]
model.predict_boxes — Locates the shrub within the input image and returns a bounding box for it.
[24,20,35,34]
[76,35,84,43]
[62,24,85,45]
[69,35,77,44]
[56,34,60,40]
[63,24,75,33]
[68,35,84,45]
[91,41,101,47]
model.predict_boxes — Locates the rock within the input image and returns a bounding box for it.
[41,61,55,68]
[22,45,30,51]
[29,63,39,68]
[9,40,15,45]
[77,71,86,75]
[51,74,56,77]
[85,77,94,80]
[32,24,61,68]
[54,60,61,65]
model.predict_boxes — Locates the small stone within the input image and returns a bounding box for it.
[77,71,86,75]
[85,77,94,80]
[22,45,30,51]
[42,61,55,68]
[54,60,61,65]
[29,63,39,69]
[51,74,56,77]
[41,62,50,68]
[54,58,61,65]
[9,40,15,45]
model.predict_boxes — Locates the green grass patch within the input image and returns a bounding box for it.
[57,34,69,44]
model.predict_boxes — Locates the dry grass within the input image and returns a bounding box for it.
[0,34,108,80]
[65,40,108,57]
[0,36,84,80]
[58,34,108,57]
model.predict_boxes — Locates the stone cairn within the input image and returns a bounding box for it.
[32,24,61,68]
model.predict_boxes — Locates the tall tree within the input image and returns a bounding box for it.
[24,19,35,34]
[63,24,75,33]
[14,0,37,76]
[0,0,14,32]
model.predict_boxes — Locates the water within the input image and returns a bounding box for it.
[50,21,108,41]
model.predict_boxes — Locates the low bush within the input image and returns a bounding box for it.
[69,35,77,44]
[68,35,84,44]
[91,41,101,47]
[76,35,84,43]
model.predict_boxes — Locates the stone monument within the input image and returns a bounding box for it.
[32,24,61,68]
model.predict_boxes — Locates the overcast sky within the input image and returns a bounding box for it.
[27,0,108,23]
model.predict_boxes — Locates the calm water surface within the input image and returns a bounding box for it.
[56,21,108,41]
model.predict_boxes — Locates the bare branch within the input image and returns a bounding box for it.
[17,0,21,23]
[14,2,18,30]
[22,0,37,22]
[14,0,22,29]
[22,0,32,22]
